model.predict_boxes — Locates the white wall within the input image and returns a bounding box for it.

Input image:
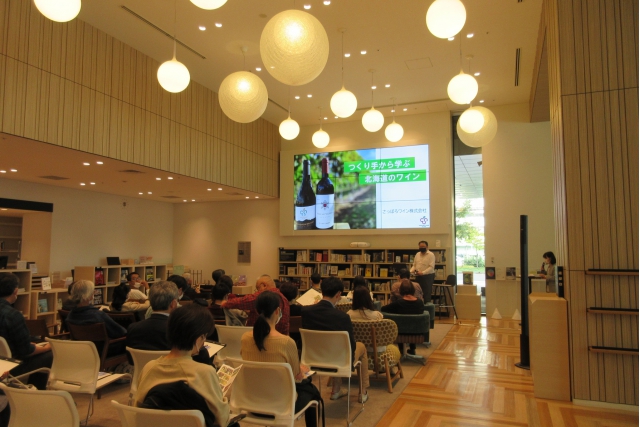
[483,103,555,272]
[21,212,52,275]
[0,178,174,276]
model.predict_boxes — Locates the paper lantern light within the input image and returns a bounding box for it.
[190,0,227,10]
[34,0,81,22]
[330,87,358,118]
[362,107,384,132]
[312,129,330,148]
[447,71,478,105]
[260,10,330,86]
[385,121,404,142]
[279,115,300,140]
[459,107,485,133]
[219,71,268,123]
[456,106,498,147]
[157,58,191,93]
[426,0,466,39]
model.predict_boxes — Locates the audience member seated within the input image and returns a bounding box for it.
[167,274,199,302]
[209,284,229,321]
[345,276,374,301]
[67,280,127,339]
[301,277,369,403]
[127,281,210,365]
[347,288,383,321]
[61,282,77,311]
[217,275,234,295]
[222,275,290,335]
[134,304,230,427]
[212,269,226,286]
[241,292,319,427]
[125,272,149,298]
[308,273,322,293]
[110,283,151,312]
[279,282,302,316]
[390,268,423,303]
[213,276,247,326]
[0,272,52,390]
[381,280,425,355]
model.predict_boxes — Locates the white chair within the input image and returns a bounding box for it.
[0,382,79,427]
[300,329,364,426]
[126,347,169,405]
[0,337,11,358]
[225,357,319,427]
[46,338,131,425]
[111,400,205,427]
[215,325,252,363]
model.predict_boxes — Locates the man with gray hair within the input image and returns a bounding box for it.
[124,281,210,364]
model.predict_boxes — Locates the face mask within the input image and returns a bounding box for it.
[277,308,282,324]
[419,248,427,253]
[133,282,141,288]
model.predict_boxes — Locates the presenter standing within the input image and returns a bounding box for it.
[410,241,435,302]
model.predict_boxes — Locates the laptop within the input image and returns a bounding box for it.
[106,257,121,266]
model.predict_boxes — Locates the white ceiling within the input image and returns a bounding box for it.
[77,0,543,126]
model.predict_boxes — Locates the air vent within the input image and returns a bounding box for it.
[119,169,144,174]
[161,196,182,199]
[39,175,69,180]
[514,48,521,86]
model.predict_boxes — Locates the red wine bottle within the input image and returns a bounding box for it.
[316,158,335,229]
[295,160,316,230]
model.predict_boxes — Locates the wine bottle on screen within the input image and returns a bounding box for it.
[295,160,316,230]
[316,158,335,229]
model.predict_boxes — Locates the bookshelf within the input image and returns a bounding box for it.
[73,264,167,306]
[278,247,449,302]
[0,217,22,269]
[30,287,68,333]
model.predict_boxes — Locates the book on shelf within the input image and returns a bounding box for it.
[120,268,129,282]
[386,252,395,262]
[379,268,389,278]
[330,265,338,275]
[344,268,350,276]
[435,268,445,279]
[95,269,105,286]
[409,255,415,262]
[322,250,328,262]
[145,267,154,282]
[337,270,345,277]
[395,256,401,263]
[364,253,372,262]
[402,254,409,263]
[296,250,307,262]
[93,288,103,305]
[37,298,48,313]
[364,268,372,277]
[299,277,309,290]
[287,267,296,275]
[315,252,322,262]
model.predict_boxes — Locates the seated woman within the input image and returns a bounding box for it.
[345,276,374,302]
[279,281,302,316]
[66,280,126,339]
[240,292,319,427]
[347,287,382,321]
[381,280,424,355]
[135,304,231,427]
[110,283,150,312]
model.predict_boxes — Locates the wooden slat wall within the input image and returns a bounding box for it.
[545,0,639,405]
[0,0,280,197]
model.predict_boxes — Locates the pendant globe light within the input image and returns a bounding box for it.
[447,71,477,104]
[157,1,190,93]
[260,9,329,86]
[190,0,227,10]
[219,47,268,123]
[312,111,330,148]
[385,100,404,142]
[330,30,357,118]
[459,106,485,133]
[279,89,300,140]
[361,71,384,132]
[456,106,497,147]
[34,0,81,22]
[426,0,466,39]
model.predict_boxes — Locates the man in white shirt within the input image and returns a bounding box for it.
[410,240,435,302]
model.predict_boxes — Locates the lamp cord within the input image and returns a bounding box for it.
[173,0,177,59]
[459,35,462,71]
[370,72,374,107]
[341,31,344,86]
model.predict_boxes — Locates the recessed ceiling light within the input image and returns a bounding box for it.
[385,84,390,88]
[90,182,95,185]
[467,33,474,38]
[183,200,187,202]
[0,171,6,174]
[334,116,338,119]
[83,162,90,166]
[168,177,173,180]
[307,94,312,98]
[391,109,395,113]
[139,192,143,195]
[371,85,377,90]
[96,161,103,165]
[218,188,222,190]
[207,188,212,191]
[245,196,250,199]
[199,25,206,31]
[270,66,275,69]
[215,23,222,28]
[324,117,328,120]
[403,108,407,111]
[156,177,161,180]
[479,99,485,103]
[303,4,311,9]
[9,169,17,172]
[255,196,259,198]
[448,36,455,41]
[0,209,6,211]
[360,50,366,55]
[255,67,262,72]
[323,0,331,4]
[344,53,350,57]
[191,199,195,202]
[294,96,300,99]
[80,183,86,186]
[148,192,152,194]
[474,72,480,76]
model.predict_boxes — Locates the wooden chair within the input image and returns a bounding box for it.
[288,316,302,334]
[105,311,137,330]
[26,318,69,341]
[57,309,70,333]
[335,302,352,313]
[208,304,225,321]
[352,319,403,392]
[66,322,128,371]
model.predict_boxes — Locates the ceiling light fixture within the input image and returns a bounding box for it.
[448,71,478,104]
[295,96,300,99]
[183,200,187,202]
[215,23,222,27]
[362,70,384,133]
[307,94,312,98]
[90,182,95,185]
[218,188,222,190]
[190,0,227,10]
[459,106,485,133]
[457,106,498,147]
[0,171,5,173]
[479,99,485,103]
[371,85,377,90]
[331,30,358,118]
[385,84,390,88]
[245,196,250,199]
[199,26,206,31]
[80,183,86,186]
[207,188,212,191]
[426,0,466,39]
[9,169,17,173]
[96,161,103,165]
[139,192,143,195]
[219,47,269,123]
[192,199,195,202]
[168,177,173,180]
[260,9,329,86]
[403,108,408,111]
[157,2,190,93]
[255,196,259,198]
[303,4,311,9]
[474,72,480,76]
[34,0,81,22]
[385,98,404,142]
[156,177,161,180]
[324,0,331,4]
[255,67,262,71]
[83,162,90,166]
[344,53,350,57]
[148,192,152,194]
[448,36,455,41]
[467,33,474,38]
[361,50,367,55]
[0,209,6,211]
[279,89,301,141]
[312,109,330,148]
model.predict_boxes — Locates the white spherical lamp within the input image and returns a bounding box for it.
[260,10,330,86]
[279,115,300,140]
[330,87,358,118]
[447,71,478,104]
[218,71,268,123]
[426,0,466,39]
[385,121,404,142]
[157,58,191,93]
[362,107,384,132]
[456,106,498,147]
[190,0,227,10]
[312,128,330,148]
[459,107,485,133]
[34,0,81,22]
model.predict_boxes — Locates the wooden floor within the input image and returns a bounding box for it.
[377,317,638,427]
